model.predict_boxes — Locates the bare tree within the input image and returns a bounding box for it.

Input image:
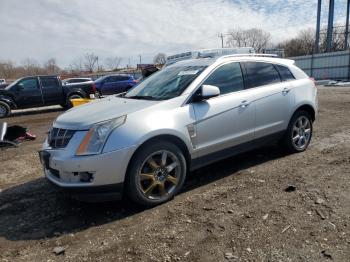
[21,58,44,75]
[319,26,346,52]
[277,25,348,57]
[105,56,123,71]
[44,58,60,75]
[69,57,84,73]
[226,28,271,52]
[0,60,16,79]
[277,28,315,57]
[153,53,167,65]
[84,53,99,72]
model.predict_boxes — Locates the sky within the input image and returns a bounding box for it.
[0,0,349,68]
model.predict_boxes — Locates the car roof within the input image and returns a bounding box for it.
[217,55,295,66]
[168,55,295,68]
[64,77,91,80]
[105,74,131,76]
[168,58,216,67]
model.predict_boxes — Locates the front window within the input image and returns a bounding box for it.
[203,62,244,95]
[18,78,39,90]
[125,65,207,100]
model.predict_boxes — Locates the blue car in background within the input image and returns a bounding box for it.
[94,74,138,96]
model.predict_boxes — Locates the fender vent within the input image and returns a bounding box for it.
[48,128,75,148]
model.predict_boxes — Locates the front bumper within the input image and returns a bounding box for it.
[46,179,124,202]
[40,144,137,200]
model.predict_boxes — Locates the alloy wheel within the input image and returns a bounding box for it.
[138,150,181,200]
[292,116,311,150]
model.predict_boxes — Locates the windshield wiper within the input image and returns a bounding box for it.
[126,95,157,100]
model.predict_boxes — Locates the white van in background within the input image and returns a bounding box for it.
[166,47,255,65]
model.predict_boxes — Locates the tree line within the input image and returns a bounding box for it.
[1,25,348,79]
[0,54,124,80]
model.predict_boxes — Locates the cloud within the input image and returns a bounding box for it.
[0,0,348,67]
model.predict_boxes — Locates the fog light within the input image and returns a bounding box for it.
[76,172,94,182]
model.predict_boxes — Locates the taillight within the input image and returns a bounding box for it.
[92,83,97,93]
[310,77,316,87]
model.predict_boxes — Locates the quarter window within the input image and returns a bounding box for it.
[203,62,244,95]
[242,62,281,88]
[275,65,295,81]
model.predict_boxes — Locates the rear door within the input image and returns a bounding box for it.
[241,61,295,139]
[13,77,43,108]
[41,76,64,105]
[101,76,119,95]
[117,75,132,93]
[191,62,255,158]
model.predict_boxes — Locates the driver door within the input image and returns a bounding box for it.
[13,77,43,108]
[191,62,255,158]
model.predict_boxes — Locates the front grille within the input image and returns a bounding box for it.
[48,128,75,149]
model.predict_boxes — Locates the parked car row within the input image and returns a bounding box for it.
[0,73,139,118]
[0,75,97,118]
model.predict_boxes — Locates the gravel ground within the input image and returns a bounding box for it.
[0,86,349,262]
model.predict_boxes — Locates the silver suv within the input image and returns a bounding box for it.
[40,55,317,206]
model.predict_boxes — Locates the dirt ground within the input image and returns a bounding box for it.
[0,86,349,262]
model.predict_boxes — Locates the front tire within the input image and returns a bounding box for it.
[125,141,187,206]
[0,101,10,118]
[282,110,313,153]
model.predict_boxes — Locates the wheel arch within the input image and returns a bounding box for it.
[292,104,316,122]
[126,134,192,176]
[66,90,86,99]
[0,95,17,109]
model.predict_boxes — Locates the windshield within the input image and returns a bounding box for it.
[4,79,20,90]
[125,65,207,100]
[95,76,107,83]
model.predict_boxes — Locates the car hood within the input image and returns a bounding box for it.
[54,96,159,130]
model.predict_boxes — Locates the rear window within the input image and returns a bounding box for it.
[41,77,59,89]
[275,65,295,81]
[118,76,130,81]
[242,62,281,88]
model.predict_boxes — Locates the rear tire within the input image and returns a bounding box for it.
[281,110,313,153]
[0,101,10,118]
[125,141,187,207]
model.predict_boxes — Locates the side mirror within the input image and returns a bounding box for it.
[17,83,24,90]
[194,85,220,102]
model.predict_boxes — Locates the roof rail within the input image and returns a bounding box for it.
[218,53,278,59]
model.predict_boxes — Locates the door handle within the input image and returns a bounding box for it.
[282,88,291,94]
[239,100,250,108]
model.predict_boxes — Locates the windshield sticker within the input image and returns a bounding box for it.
[178,70,199,76]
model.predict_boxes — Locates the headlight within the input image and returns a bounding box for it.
[76,115,126,156]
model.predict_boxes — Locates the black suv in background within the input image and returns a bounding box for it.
[0,75,97,118]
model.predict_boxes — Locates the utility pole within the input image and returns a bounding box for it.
[315,0,322,53]
[218,33,224,48]
[326,0,335,52]
[139,55,142,65]
[345,0,350,50]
